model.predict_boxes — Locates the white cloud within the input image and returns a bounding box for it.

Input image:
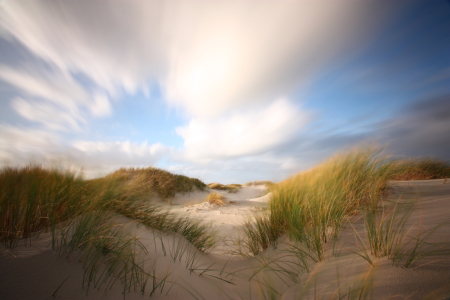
[0,124,62,164]
[0,0,378,119]
[167,152,305,184]
[176,98,310,161]
[0,65,111,130]
[73,140,168,159]
[0,124,169,177]
[0,1,406,181]
[71,140,171,176]
[90,93,112,117]
[11,97,84,131]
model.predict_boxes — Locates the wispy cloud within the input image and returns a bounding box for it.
[176,99,310,161]
[0,0,376,119]
[1,0,446,182]
[0,125,171,177]
[0,65,111,130]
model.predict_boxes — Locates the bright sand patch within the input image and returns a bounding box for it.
[1,181,450,299]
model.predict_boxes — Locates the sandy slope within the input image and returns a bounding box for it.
[169,185,270,255]
[1,181,450,300]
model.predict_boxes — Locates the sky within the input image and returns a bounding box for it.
[0,0,449,184]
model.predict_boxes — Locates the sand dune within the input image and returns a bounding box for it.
[1,180,450,299]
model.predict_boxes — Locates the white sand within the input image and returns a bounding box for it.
[169,185,270,255]
[1,180,450,300]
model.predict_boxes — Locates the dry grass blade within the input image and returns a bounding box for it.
[206,192,227,206]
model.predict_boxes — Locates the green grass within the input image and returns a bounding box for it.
[242,211,281,256]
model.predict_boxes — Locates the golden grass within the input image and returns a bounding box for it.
[206,192,227,206]
[244,180,275,187]
[390,158,450,180]
[245,147,393,257]
[0,165,216,295]
[244,147,450,259]
[208,182,242,193]
[103,167,206,200]
[0,165,212,249]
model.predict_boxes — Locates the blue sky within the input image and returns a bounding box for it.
[0,0,449,184]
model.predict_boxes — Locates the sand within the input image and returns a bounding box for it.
[1,180,450,300]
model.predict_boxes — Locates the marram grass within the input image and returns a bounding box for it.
[390,158,450,180]
[254,147,393,259]
[206,192,227,206]
[243,147,450,263]
[0,165,215,296]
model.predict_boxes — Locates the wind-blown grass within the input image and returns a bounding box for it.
[353,200,450,268]
[243,148,450,264]
[56,211,150,295]
[0,165,213,248]
[245,147,393,259]
[390,158,450,180]
[0,166,102,248]
[0,165,215,296]
[104,167,207,200]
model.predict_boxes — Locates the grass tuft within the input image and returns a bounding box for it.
[244,147,393,259]
[206,192,227,206]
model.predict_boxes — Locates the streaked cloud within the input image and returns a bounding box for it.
[0,1,448,182]
[0,65,111,130]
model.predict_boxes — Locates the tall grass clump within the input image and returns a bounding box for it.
[0,165,214,251]
[206,192,227,206]
[246,147,393,258]
[0,165,216,295]
[390,158,450,180]
[0,166,92,248]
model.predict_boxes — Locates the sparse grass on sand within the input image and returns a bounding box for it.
[206,192,227,206]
